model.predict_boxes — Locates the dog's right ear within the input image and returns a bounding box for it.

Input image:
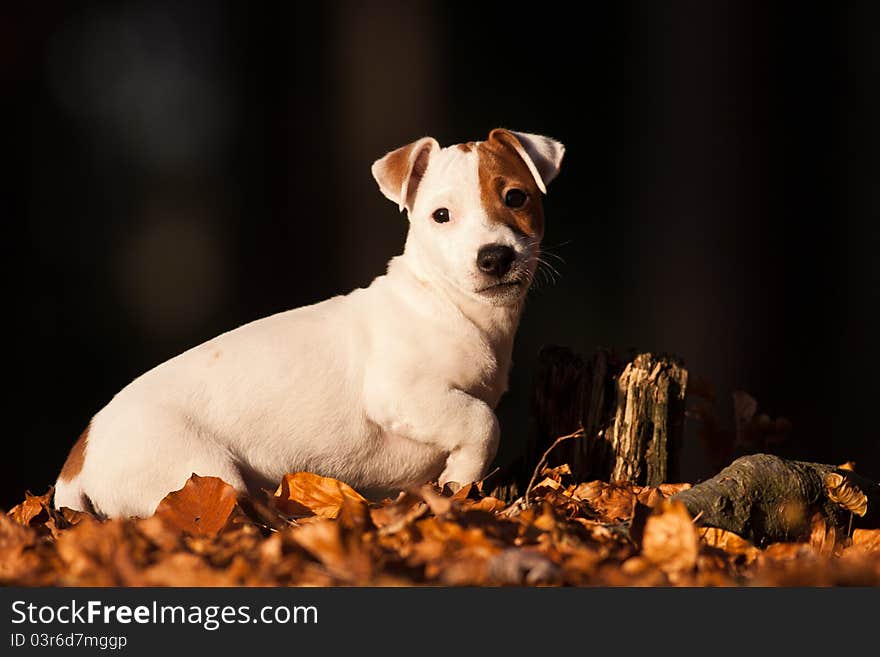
[371,137,440,213]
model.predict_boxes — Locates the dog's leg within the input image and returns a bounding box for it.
[64,404,250,518]
[369,386,500,488]
[435,395,500,487]
[437,417,500,488]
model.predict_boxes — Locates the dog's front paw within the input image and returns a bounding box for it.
[438,450,486,490]
[440,480,463,495]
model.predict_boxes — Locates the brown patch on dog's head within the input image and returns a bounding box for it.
[477,129,546,238]
[456,141,475,153]
[59,423,90,482]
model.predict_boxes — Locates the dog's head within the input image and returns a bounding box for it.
[372,128,564,306]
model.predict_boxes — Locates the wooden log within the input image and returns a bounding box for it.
[527,347,688,487]
[672,453,880,545]
[607,353,688,485]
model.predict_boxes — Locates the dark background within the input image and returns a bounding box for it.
[6,1,879,510]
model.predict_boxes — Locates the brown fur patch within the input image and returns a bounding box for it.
[376,146,413,198]
[374,138,435,210]
[59,423,90,482]
[477,129,544,237]
[456,141,475,152]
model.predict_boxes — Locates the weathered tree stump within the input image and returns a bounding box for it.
[528,346,688,487]
[672,453,880,544]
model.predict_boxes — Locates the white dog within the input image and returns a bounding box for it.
[54,128,564,518]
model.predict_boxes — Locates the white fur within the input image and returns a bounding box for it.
[54,133,563,518]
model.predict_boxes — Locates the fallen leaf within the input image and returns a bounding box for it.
[488,548,561,585]
[141,552,243,586]
[851,529,880,552]
[291,519,373,583]
[134,515,181,552]
[154,474,238,536]
[641,500,698,576]
[761,542,812,561]
[274,472,367,519]
[608,557,667,586]
[450,483,475,501]
[2,456,879,588]
[8,489,54,527]
[371,492,427,533]
[824,472,868,517]
[699,527,758,558]
[635,487,664,508]
[572,481,635,522]
[411,517,500,584]
[414,485,452,517]
[809,513,837,557]
[336,495,373,530]
[54,518,135,585]
[658,483,692,497]
[0,514,44,584]
[541,463,571,480]
[530,476,563,496]
[464,497,508,514]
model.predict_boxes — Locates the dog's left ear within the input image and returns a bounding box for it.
[488,129,565,194]
[372,137,440,213]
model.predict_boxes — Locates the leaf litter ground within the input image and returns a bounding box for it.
[2,469,878,586]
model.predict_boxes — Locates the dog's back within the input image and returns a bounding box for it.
[54,291,372,517]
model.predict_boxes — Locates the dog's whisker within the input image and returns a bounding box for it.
[534,260,560,288]
[537,257,561,278]
[541,239,573,251]
[540,251,567,265]
[536,267,552,288]
[536,259,561,284]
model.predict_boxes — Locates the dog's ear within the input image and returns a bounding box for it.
[487,129,565,194]
[371,137,440,213]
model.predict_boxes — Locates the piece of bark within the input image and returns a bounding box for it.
[528,347,687,487]
[672,453,880,545]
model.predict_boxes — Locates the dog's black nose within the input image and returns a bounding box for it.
[476,244,516,278]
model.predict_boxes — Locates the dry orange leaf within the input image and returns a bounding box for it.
[141,553,244,587]
[658,483,692,497]
[699,527,758,558]
[8,489,54,526]
[154,474,238,536]
[2,456,879,587]
[809,513,837,557]
[291,519,373,583]
[541,463,572,479]
[761,542,812,561]
[274,471,367,519]
[414,485,452,517]
[642,499,698,574]
[0,514,41,582]
[466,496,508,513]
[824,472,868,517]
[635,487,664,509]
[851,529,880,552]
[370,492,426,532]
[572,481,636,522]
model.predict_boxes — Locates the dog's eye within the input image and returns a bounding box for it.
[504,189,527,208]
[432,208,450,224]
